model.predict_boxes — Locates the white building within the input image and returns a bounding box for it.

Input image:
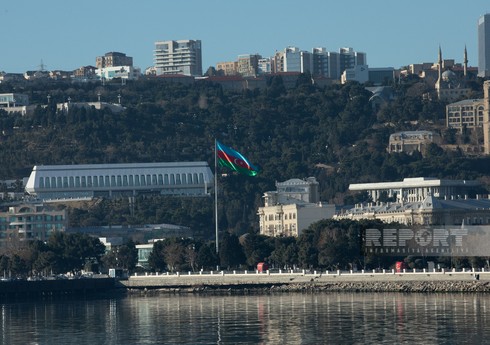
[96,66,140,81]
[154,40,202,77]
[335,194,490,226]
[25,162,214,201]
[273,47,312,74]
[258,177,335,237]
[0,93,29,108]
[348,177,481,204]
[341,65,369,84]
[336,177,490,226]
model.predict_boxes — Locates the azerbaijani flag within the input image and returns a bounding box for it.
[216,141,260,177]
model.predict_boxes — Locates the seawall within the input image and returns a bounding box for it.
[0,277,116,299]
[120,269,490,294]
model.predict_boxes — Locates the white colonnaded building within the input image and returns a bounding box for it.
[25,162,214,201]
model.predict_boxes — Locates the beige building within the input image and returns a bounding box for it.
[388,131,440,154]
[484,80,490,154]
[258,177,335,237]
[96,52,133,69]
[216,61,238,76]
[259,202,335,237]
[446,99,485,131]
[0,204,68,242]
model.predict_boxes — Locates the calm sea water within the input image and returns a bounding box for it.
[1,292,489,345]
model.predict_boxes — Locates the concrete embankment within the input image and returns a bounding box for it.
[120,271,490,293]
[0,277,116,299]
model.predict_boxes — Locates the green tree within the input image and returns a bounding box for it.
[196,243,218,270]
[219,232,245,269]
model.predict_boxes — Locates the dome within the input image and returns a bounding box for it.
[442,70,457,82]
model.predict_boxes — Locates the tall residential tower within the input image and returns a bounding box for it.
[478,14,490,78]
[154,40,202,77]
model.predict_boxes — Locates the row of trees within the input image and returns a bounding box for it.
[0,232,136,278]
[2,219,486,278]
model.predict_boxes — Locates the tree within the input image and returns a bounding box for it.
[148,240,167,272]
[102,242,137,272]
[46,232,106,274]
[219,232,245,269]
[240,233,273,268]
[196,243,218,270]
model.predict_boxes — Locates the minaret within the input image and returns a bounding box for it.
[435,46,443,99]
[464,45,468,77]
[484,81,490,155]
[438,46,443,79]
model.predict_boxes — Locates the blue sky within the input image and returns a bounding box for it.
[1,0,489,73]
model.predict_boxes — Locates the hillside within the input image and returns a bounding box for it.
[1,76,489,236]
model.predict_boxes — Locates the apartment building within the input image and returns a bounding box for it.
[96,52,133,69]
[154,40,202,77]
[0,204,67,242]
[446,99,485,130]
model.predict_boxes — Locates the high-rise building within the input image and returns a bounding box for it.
[339,47,366,75]
[478,14,490,78]
[273,47,312,73]
[154,39,202,77]
[237,54,261,77]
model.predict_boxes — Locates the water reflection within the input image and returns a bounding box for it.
[0,293,489,344]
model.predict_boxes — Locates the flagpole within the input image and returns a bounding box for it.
[214,138,219,254]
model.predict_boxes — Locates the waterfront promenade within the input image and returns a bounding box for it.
[120,268,490,292]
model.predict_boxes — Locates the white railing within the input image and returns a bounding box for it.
[130,267,487,278]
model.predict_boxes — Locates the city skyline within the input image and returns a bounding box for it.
[1,1,490,74]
